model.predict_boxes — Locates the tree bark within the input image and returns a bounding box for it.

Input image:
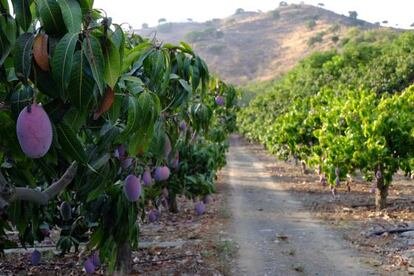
[115,241,131,275]
[168,193,178,213]
[375,175,388,210]
[0,162,77,209]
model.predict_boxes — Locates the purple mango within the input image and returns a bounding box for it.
[148,210,158,222]
[84,258,95,274]
[117,145,126,158]
[154,166,170,181]
[142,170,152,186]
[16,104,53,158]
[124,174,141,202]
[215,96,224,106]
[91,251,100,267]
[121,157,133,169]
[179,121,187,131]
[376,170,382,179]
[31,250,41,265]
[195,202,205,216]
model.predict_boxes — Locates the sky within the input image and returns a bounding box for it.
[94,0,414,29]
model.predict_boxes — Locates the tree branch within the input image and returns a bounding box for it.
[1,162,78,207]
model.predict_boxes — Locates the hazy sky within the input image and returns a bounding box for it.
[94,0,414,29]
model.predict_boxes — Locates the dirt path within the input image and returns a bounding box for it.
[222,135,377,276]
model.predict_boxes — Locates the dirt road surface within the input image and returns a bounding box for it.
[222,135,377,276]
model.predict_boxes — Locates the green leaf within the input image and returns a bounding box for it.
[36,0,66,35]
[14,33,34,81]
[103,40,120,89]
[122,91,160,138]
[107,94,123,123]
[12,0,32,31]
[83,34,105,94]
[78,0,93,14]
[68,49,94,111]
[10,85,34,119]
[122,96,139,136]
[56,123,87,164]
[111,24,124,63]
[52,32,78,100]
[57,0,82,33]
[0,23,12,67]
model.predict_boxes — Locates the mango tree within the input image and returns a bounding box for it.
[0,0,235,273]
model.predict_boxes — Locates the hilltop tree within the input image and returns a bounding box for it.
[235,8,245,15]
[318,3,325,7]
[158,18,167,24]
[142,23,149,29]
[279,1,288,7]
[348,11,358,20]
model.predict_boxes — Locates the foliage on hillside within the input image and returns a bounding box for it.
[238,29,414,210]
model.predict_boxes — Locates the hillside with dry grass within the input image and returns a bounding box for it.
[136,4,380,84]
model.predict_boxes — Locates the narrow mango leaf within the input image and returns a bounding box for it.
[1,16,16,46]
[11,0,31,31]
[52,32,78,99]
[122,42,152,73]
[14,33,34,81]
[93,87,114,120]
[0,26,12,67]
[107,93,123,123]
[56,123,87,164]
[10,85,34,119]
[111,24,124,63]
[36,0,66,35]
[78,0,94,14]
[57,0,82,33]
[122,95,139,136]
[83,34,105,94]
[103,40,120,89]
[68,50,94,111]
[33,34,49,71]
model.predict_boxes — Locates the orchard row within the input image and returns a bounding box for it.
[238,29,414,210]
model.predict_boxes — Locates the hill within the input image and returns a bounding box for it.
[136,4,381,85]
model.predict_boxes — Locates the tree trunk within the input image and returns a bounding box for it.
[301,161,308,174]
[115,241,131,275]
[168,193,178,213]
[375,176,388,210]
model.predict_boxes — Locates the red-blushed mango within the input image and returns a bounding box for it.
[31,250,41,265]
[124,174,141,202]
[16,104,53,158]
[33,34,49,71]
[154,166,170,181]
[195,201,205,216]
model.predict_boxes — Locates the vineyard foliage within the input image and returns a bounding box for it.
[238,29,414,209]
[0,0,237,272]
